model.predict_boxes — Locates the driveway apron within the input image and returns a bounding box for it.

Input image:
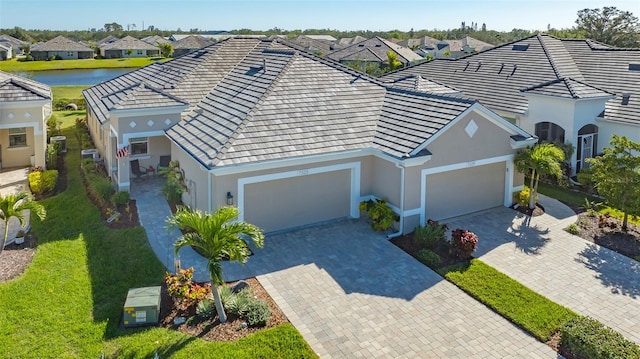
[222,220,556,358]
[446,194,640,345]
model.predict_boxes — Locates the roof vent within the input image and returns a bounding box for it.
[629,64,640,71]
[498,63,505,74]
[510,64,518,76]
[262,58,267,72]
[463,61,470,71]
[622,93,631,105]
[476,61,482,72]
[512,43,530,51]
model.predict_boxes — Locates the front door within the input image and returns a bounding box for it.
[578,134,595,171]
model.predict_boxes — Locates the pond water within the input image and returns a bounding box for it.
[20,68,134,86]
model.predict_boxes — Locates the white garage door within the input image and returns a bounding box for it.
[244,169,351,233]
[425,162,505,221]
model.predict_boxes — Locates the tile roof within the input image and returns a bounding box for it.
[398,36,442,49]
[96,35,119,45]
[0,34,28,48]
[101,36,159,51]
[30,36,93,52]
[287,35,332,54]
[142,35,172,46]
[100,83,188,110]
[85,38,490,170]
[382,34,640,125]
[173,35,210,50]
[521,77,614,99]
[328,37,423,64]
[387,74,462,95]
[0,71,51,102]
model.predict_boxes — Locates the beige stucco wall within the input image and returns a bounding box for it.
[112,112,180,143]
[170,142,208,209]
[0,102,48,168]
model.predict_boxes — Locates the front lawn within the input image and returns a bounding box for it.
[439,259,578,342]
[0,116,316,358]
[0,57,169,72]
[52,85,89,100]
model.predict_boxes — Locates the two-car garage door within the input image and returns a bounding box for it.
[243,169,352,233]
[424,162,506,221]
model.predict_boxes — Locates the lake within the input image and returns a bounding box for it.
[20,68,135,86]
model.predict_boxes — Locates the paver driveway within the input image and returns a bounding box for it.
[446,197,640,345]
[222,220,556,358]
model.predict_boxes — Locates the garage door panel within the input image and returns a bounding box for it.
[425,162,505,220]
[244,170,351,232]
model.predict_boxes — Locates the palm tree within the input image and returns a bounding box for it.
[515,143,565,210]
[0,191,46,256]
[167,206,264,323]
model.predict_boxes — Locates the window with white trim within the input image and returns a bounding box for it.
[137,50,143,55]
[9,127,27,147]
[129,137,148,155]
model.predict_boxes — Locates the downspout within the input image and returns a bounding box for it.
[387,162,405,239]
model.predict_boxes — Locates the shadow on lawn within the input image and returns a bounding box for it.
[576,243,640,299]
[109,336,196,359]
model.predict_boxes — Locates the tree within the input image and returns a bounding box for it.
[158,42,173,58]
[104,22,123,32]
[385,51,402,72]
[576,7,640,47]
[0,191,46,257]
[126,49,133,57]
[515,143,565,210]
[167,206,264,323]
[586,135,640,231]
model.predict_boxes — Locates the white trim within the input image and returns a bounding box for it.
[122,130,165,144]
[0,99,50,108]
[504,158,514,207]
[522,91,615,102]
[403,208,422,217]
[513,184,524,192]
[0,121,41,135]
[108,105,187,117]
[237,162,361,223]
[419,154,514,225]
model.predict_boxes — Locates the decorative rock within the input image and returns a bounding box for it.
[173,317,186,325]
[241,322,248,329]
[231,280,250,293]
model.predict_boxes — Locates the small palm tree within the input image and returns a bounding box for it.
[0,191,46,256]
[515,143,565,210]
[167,206,264,323]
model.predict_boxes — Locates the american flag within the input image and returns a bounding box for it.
[116,145,129,159]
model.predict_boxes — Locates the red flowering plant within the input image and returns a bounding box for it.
[164,267,211,309]
[450,229,479,259]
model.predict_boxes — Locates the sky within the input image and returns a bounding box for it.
[1,0,638,32]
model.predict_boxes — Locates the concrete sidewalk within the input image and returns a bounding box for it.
[446,194,640,345]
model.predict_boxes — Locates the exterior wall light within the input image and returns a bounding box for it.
[226,191,234,206]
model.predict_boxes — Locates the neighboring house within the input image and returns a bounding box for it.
[326,36,424,70]
[304,35,337,42]
[331,36,367,50]
[100,36,160,58]
[0,44,12,60]
[142,35,172,47]
[399,36,449,58]
[445,36,494,57]
[30,36,94,60]
[83,37,535,234]
[169,33,271,42]
[96,35,119,46]
[287,35,332,55]
[383,34,640,175]
[0,34,29,55]
[172,35,210,57]
[0,71,51,169]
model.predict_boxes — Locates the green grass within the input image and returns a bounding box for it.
[0,57,169,72]
[439,259,578,341]
[0,117,317,358]
[52,86,89,100]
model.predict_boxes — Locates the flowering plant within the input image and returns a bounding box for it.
[165,267,211,309]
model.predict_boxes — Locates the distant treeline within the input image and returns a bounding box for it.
[1,25,583,45]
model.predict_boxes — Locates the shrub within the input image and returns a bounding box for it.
[159,160,187,204]
[416,248,441,268]
[28,169,58,195]
[359,198,399,231]
[565,223,580,235]
[196,298,215,319]
[46,141,62,170]
[111,191,130,207]
[560,316,640,359]
[517,186,538,207]
[414,219,448,249]
[81,158,97,175]
[450,229,478,259]
[245,300,271,327]
[164,268,211,309]
[87,176,114,205]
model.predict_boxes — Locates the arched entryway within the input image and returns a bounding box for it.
[535,122,565,143]
[577,124,598,172]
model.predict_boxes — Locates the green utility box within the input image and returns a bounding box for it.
[123,286,161,328]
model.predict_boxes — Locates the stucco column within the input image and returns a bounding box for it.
[34,122,46,168]
[117,156,131,192]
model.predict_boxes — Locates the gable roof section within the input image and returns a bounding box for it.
[327,37,422,64]
[101,36,159,51]
[0,71,51,102]
[31,36,93,52]
[142,35,171,46]
[100,83,188,111]
[387,74,462,95]
[383,34,640,124]
[521,77,614,99]
[173,35,210,50]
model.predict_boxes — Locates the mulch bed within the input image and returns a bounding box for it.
[512,203,545,217]
[159,277,289,342]
[81,167,140,229]
[390,232,464,270]
[0,232,37,282]
[571,213,640,260]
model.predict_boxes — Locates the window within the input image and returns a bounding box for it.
[535,122,565,143]
[9,127,27,147]
[67,51,73,57]
[129,137,148,155]
[137,50,143,55]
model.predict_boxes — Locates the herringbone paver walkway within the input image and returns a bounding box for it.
[446,195,640,345]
